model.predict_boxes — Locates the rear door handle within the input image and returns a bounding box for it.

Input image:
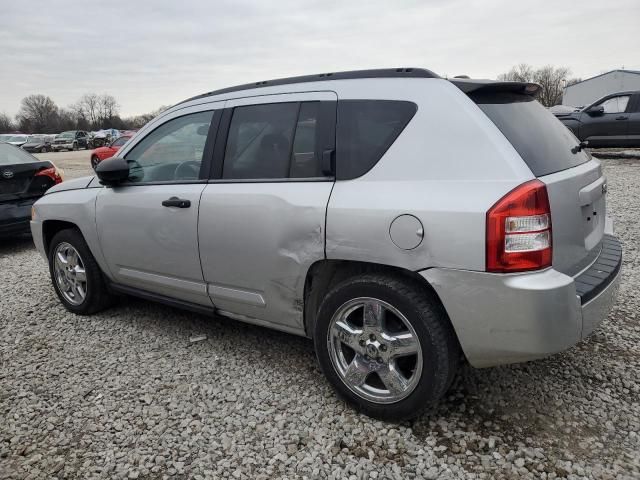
[615,116,628,120]
[162,197,191,208]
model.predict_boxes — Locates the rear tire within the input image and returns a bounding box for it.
[91,155,100,169]
[48,228,113,315]
[40,146,47,153]
[314,273,459,420]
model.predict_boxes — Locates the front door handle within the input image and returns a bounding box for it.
[616,116,628,120]
[162,197,191,208]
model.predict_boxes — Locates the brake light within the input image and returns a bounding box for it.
[36,166,64,185]
[486,180,552,273]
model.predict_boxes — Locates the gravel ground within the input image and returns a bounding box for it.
[1,157,639,479]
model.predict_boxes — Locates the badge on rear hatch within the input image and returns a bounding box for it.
[2,170,14,179]
[602,182,608,195]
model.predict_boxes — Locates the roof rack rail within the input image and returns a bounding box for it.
[177,68,440,105]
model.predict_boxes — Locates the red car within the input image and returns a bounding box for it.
[90,136,131,169]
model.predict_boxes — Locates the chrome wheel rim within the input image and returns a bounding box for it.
[53,242,87,306]
[327,297,423,404]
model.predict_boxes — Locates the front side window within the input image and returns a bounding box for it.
[124,111,213,182]
[222,102,323,180]
[336,100,417,180]
[600,95,630,114]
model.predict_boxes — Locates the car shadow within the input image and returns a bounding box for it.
[0,234,35,256]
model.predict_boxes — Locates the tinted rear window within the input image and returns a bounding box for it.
[0,143,37,165]
[337,100,417,180]
[471,92,589,176]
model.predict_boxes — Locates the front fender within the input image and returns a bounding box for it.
[31,188,112,280]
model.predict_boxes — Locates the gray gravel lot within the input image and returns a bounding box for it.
[1,153,639,479]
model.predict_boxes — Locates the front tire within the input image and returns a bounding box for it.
[91,155,100,169]
[72,142,78,151]
[48,229,113,315]
[314,274,459,420]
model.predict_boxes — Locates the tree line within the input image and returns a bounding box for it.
[496,64,581,107]
[0,93,168,134]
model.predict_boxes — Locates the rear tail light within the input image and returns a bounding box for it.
[486,180,552,273]
[35,165,64,185]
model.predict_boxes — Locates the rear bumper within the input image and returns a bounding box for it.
[421,234,622,368]
[0,198,39,237]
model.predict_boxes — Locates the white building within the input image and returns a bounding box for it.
[562,69,640,107]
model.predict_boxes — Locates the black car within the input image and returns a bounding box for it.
[21,135,52,153]
[0,143,63,236]
[555,91,640,148]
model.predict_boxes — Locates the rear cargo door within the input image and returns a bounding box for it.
[471,90,605,275]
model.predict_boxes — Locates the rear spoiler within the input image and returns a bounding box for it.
[450,79,541,96]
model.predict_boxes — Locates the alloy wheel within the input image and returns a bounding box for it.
[327,297,423,404]
[53,242,88,306]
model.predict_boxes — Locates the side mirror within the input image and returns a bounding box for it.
[96,157,130,186]
[588,105,605,116]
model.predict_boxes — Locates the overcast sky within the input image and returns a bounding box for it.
[1,0,639,118]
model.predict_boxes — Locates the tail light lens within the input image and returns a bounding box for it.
[36,165,64,185]
[486,180,552,273]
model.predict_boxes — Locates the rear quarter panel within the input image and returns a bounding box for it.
[326,79,534,271]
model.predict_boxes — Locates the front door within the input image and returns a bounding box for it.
[96,105,221,306]
[198,92,337,332]
[580,94,631,146]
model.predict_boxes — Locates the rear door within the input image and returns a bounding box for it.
[198,92,337,332]
[471,91,607,276]
[626,93,640,146]
[579,94,631,146]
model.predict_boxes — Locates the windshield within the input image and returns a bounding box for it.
[8,136,28,142]
[58,131,75,139]
[111,137,129,147]
[26,136,43,143]
[471,92,590,176]
[0,143,38,165]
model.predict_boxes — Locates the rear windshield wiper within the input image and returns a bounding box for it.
[571,141,589,154]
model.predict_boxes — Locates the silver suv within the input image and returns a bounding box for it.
[31,69,621,419]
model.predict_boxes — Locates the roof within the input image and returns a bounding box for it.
[178,68,440,105]
[565,69,640,89]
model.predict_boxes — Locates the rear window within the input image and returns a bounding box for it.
[337,100,417,180]
[0,143,37,165]
[471,92,589,176]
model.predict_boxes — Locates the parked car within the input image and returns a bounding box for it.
[90,135,131,169]
[31,68,621,420]
[555,91,640,147]
[22,135,52,153]
[6,134,30,148]
[0,143,63,236]
[51,130,90,151]
[0,134,15,142]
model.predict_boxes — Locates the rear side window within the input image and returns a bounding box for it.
[223,102,325,180]
[472,92,589,177]
[336,100,417,180]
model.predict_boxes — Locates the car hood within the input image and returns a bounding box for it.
[45,175,95,195]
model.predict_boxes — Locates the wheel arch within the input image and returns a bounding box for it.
[42,219,81,254]
[303,259,460,348]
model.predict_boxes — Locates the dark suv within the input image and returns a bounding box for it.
[51,131,90,151]
[555,91,640,147]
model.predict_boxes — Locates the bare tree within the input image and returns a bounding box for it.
[0,112,15,133]
[73,93,101,128]
[16,94,59,133]
[497,63,535,83]
[533,65,571,107]
[98,94,120,123]
[497,64,574,107]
